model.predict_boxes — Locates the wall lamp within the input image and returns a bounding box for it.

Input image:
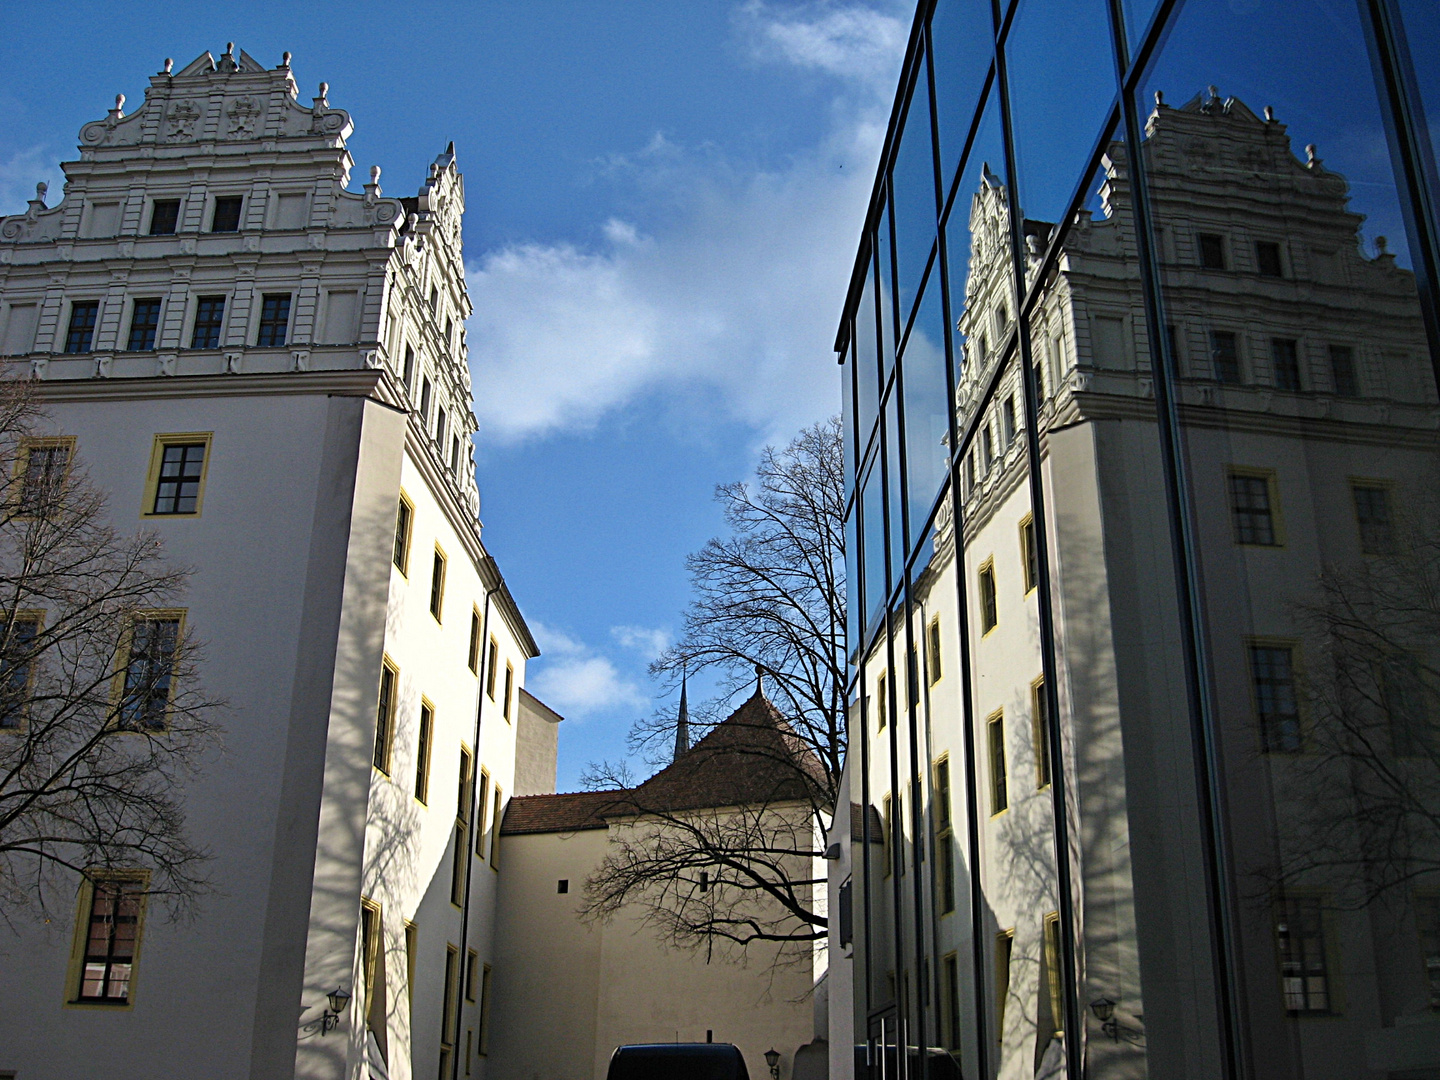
[320,985,351,1034]
[1089,996,1119,1041]
[765,1048,781,1079]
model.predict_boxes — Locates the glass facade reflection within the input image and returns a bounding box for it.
[835,2,1440,1078]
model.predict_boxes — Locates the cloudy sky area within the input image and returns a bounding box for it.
[0,0,907,788]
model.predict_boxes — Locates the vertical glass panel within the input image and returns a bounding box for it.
[1005,0,1119,229]
[885,389,906,568]
[846,503,860,677]
[901,257,951,553]
[942,91,1011,437]
[930,0,996,193]
[1394,0,1440,186]
[879,198,898,381]
[1121,0,1162,61]
[861,457,887,641]
[844,334,858,505]
[857,252,882,462]
[893,49,940,331]
[1143,2,1440,1075]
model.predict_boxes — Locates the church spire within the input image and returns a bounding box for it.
[673,669,690,761]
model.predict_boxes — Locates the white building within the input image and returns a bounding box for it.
[0,46,543,1080]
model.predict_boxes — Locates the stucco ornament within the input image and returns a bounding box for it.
[166,100,203,141]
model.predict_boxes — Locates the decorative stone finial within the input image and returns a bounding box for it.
[1154,90,1164,107]
[319,82,328,99]
[370,165,381,183]
[35,182,47,201]
[754,663,765,696]
[1306,143,1320,167]
[281,51,291,68]
[1263,105,1274,122]
[1208,85,1219,100]
[364,166,383,206]
[1376,235,1389,255]
[163,57,173,74]
[225,41,235,54]
[115,94,126,111]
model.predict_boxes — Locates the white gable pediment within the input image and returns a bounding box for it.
[176,51,217,77]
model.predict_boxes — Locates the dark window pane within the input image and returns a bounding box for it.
[1329,343,1358,396]
[211,196,242,232]
[1275,896,1330,1012]
[1228,473,1275,545]
[1198,232,1226,270]
[1210,330,1241,383]
[1250,644,1301,752]
[79,879,144,1002]
[1270,338,1301,390]
[1256,239,1284,277]
[256,294,290,347]
[126,299,161,351]
[119,618,179,730]
[149,200,180,236]
[1351,483,1393,555]
[151,442,206,515]
[64,302,98,353]
[20,443,70,514]
[190,296,225,349]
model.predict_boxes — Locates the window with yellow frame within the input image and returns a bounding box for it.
[141,433,212,519]
[111,610,186,732]
[393,490,414,575]
[0,609,44,732]
[12,436,75,517]
[67,869,149,1008]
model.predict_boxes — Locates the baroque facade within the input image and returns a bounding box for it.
[0,47,540,1080]
[830,2,1440,1079]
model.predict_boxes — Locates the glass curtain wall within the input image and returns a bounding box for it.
[837,2,1440,1079]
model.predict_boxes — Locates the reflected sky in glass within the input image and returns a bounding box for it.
[930,0,996,195]
[893,54,940,333]
[902,263,951,552]
[942,93,1008,378]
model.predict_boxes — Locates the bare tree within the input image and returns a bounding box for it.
[0,384,222,924]
[582,418,844,964]
[1271,493,1440,908]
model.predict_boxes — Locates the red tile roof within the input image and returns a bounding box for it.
[500,690,827,834]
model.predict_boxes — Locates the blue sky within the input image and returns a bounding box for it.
[0,1,909,789]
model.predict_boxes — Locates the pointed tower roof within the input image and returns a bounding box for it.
[673,671,690,761]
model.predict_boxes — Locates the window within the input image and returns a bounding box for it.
[429,548,447,621]
[415,700,434,803]
[1210,330,1241,384]
[1001,395,1016,449]
[934,757,955,914]
[981,425,994,471]
[978,560,998,634]
[146,437,209,516]
[475,769,491,857]
[559,878,570,894]
[876,670,887,732]
[1255,240,1284,277]
[148,199,180,236]
[1383,654,1432,758]
[359,899,382,1040]
[502,663,514,722]
[446,317,454,346]
[1043,912,1064,1036]
[926,616,942,685]
[64,301,99,353]
[450,435,461,474]
[16,438,73,515]
[468,608,482,673]
[452,746,474,905]
[489,785,503,869]
[882,793,893,878]
[420,376,433,422]
[466,949,480,1002]
[373,660,397,774]
[404,921,418,1006]
[440,945,459,1074]
[256,294,290,347]
[1228,470,1279,546]
[127,302,165,353]
[1020,516,1038,594]
[392,493,413,574]
[486,638,499,699]
[74,874,147,1004]
[1352,482,1394,555]
[210,196,243,233]
[402,345,415,392]
[907,645,920,711]
[1250,644,1302,753]
[1416,895,1440,1010]
[1032,678,1052,789]
[943,954,962,1050]
[450,821,467,907]
[994,929,1015,1042]
[436,407,448,447]
[987,711,1008,815]
[457,746,474,825]
[1198,232,1226,269]
[0,612,40,729]
[116,614,182,731]
[1329,344,1358,396]
[699,872,709,893]
[477,963,493,1055]
[1276,895,1332,1014]
[190,296,225,349]
[1270,338,1301,391]
[429,286,439,313]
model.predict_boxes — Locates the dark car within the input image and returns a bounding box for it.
[606,1042,751,1080]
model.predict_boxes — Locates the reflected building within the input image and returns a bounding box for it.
[830,4,1440,1080]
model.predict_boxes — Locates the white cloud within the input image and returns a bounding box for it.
[464,1,907,450]
[527,621,650,720]
[611,625,671,660]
